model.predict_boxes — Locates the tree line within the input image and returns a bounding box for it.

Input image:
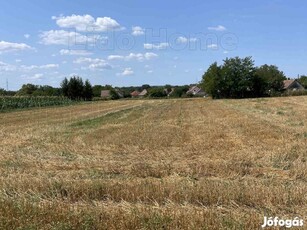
[2,59,306,100]
[200,57,292,99]
[1,77,93,100]
[1,77,192,100]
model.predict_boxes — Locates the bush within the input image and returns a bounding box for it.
[149,88,167,98]
[282,90,307,97]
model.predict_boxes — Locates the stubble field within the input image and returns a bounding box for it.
[0,97,306,229]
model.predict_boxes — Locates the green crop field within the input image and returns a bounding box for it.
[0,96,73,112]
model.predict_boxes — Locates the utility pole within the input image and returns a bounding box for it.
[6,78,8,91]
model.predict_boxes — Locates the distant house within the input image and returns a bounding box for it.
[101,90,111,99]
[186,86,207,97]
[283,80,305,91]
[138,89,148,98]
[164,88,174,97]
[101,89,123,99]
[130,90,140,98]
[168,88,175,97]
[114,89,124,98]
[167,88,175,97]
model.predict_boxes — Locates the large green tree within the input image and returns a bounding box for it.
[221,57,256,98]
[61,76,93,100]
[67,77,84,100]
[254,64,286,96]
[32,85,61,96]
[201,57,287,99]
[83,80,93,101]
[201,57,256,98]
[200,62,222,99]
[61,78,69,97]
[17,84,38,96]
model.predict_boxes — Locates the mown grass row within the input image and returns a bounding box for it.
[0,96,73,112]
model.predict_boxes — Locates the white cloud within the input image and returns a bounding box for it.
[119,67,134,76]
[207,44,218,49]
[144,43,169,50]
[15,59,22,63]
[22,73,44,81]
[39,30,101,45]
[20,64,59,71]
[144,52,158,60]
[126,53,144,61]
[95,17,121,31]
[30,73,43,80]
[107,55,125,61]
[147,70,153,74]
[0,41,32,53]
[0,61,16,71]
[208,25,226,31]
[223,50,229,54]
[0,62,59,72]
[74,57,99,64]
[177,36,197,44]
[126,52,158,61]
[108,52,158,61]
[88,63,111,70]
[74,57,112,70]
[52,14,122,32]
[41,64,59,69]
[24,34,30,39]
[60,49,93,56]
[132,26,145,36]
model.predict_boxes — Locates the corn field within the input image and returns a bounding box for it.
[0,96,73,111]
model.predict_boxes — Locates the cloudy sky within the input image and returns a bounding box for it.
[0,0,307,90]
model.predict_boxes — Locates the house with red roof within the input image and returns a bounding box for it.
[130,90,140,98]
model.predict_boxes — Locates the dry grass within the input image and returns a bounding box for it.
[0,97,306,229]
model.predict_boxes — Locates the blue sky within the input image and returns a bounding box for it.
[0,0,307,90]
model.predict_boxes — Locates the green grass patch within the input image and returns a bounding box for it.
[71,105,150,129]
[71,107,135,128]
